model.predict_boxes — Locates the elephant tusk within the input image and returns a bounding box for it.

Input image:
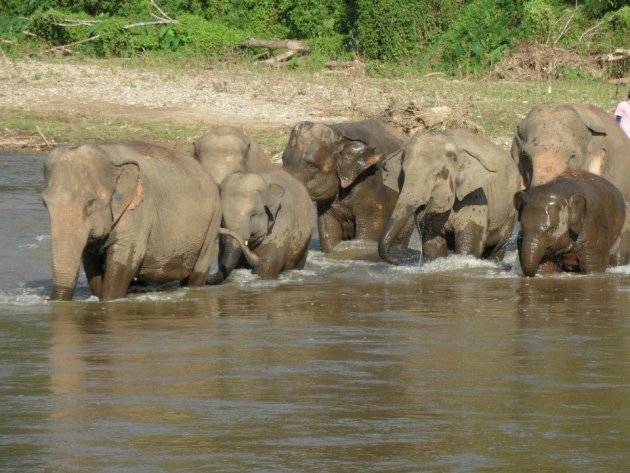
[244,240,248,246]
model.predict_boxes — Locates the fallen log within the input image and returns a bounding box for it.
[240,39,310,65]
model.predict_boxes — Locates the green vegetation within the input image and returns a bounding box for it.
[0,0,627,76]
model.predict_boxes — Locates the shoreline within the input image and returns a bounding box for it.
[1,57,626,156]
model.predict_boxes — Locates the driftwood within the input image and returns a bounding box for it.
[375,99,483,136]
[600,49,630,64]
[240,39,310,65]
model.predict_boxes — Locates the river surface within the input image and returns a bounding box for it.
[1,152,630,472]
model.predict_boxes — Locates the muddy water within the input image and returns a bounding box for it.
[2,152,630,472]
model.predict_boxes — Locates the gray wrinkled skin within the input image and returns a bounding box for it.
[511,103,630,199]
[42,141,221,301]
[282,119,410,253]
[515,169,629,276]
[193,126,272,186]
[208,169,313,282]
[379,129,521,264]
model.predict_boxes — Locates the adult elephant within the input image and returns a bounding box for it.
[282,119,411,253]
[207,170,313,282]
[42,141,227,301]
[378,129,521,264]
[511,103,630,199]
[193,126,271,185]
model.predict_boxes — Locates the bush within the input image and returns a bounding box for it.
[173,14,246,58]
[522,0,558,43]
[438,0,523,75]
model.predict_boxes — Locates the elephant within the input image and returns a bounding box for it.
[193,126,272,186]
[511,103,630,199]
[207,169,313,282]
[378,129,521,264]
[281,119,412,253]
[515,169,629,276]
[42,141,225,301]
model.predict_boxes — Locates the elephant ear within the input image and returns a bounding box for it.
[454,149,495,201]
[569,104,607,135]
[264,183,285,222]
[381,149,404,192]
[336,139,383,188]
[567,105,609,176]
[111,163,143,224]
[449,131,502,200]
[568,193,586,236]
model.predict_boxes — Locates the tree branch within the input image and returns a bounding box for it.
[46,34,101,53]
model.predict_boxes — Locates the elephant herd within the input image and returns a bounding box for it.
[41,102,630,301]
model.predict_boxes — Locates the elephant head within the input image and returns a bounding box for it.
[511,104,609,189]
[42,144,144,300]
[193,126,269,186]
[282,121,391,201]
[514,188,585,277]
[378,131,496,264]
[208,173,284,283]
[335,141,383,189]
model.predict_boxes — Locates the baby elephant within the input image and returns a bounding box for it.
[515,170,628,276]
[208,170,313,282]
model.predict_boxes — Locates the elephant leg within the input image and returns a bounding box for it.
[453,205,487,258]
[419,211,450,260]
[253,255,282,280]
[293,240,310,270]
[100,247,141,301]
[317,210,344,253]
[82,249,104,298]
[577,252,608,274]
[422,235,448,260]
[538,260,559,273]
[187,214,221,287]
[455,221,486,257]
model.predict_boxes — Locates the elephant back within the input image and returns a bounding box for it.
[330,119,405,155]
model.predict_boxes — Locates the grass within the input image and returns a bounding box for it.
[1,55,627,154]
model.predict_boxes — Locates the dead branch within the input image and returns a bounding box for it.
[601,48,630,63]
[124,18,178,29]
[150,0,175,22]
[36,126,52,148]
[240,39,310,65]
[53,20,100,27]
[46,34,101,54]
[553,12,574,46]
[44,1,179,53]
[579,18,608,42]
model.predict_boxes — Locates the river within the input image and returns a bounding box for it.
[1,152,630,472]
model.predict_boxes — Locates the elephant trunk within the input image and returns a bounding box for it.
[207,226,262,284]
[209,236,244,284]
[518,234,546,277]
[50,220,88,301]
[379,203,415,265]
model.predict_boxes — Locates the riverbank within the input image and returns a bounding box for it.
[1,56,626,157]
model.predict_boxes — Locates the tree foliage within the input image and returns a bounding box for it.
[0,0,627,76]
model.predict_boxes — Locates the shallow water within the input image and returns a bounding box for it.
[2,152,630,472]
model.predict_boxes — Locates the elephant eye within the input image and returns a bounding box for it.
[86,197,98,208]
